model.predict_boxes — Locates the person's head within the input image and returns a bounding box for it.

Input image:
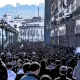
[6,62,12,70]
[47,59,51,65]
[77,57,80,66]
[51,58,55,64]
[59,66,67,76]
[17,59,23,68]
[40,75,52,80]
[61,58,66,66]
[28,56,32,62]
[24,59,29,63]
[30,62,41,75]
[12,57,16,61]
[55,60,61,67]
[23,62,30,73]
[67,67,73,75]
[41,60,46,68]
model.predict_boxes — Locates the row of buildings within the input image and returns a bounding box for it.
[0,12,44,49]
[0,19,18,50]
[45,0,80,48]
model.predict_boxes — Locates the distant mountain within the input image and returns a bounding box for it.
[0,3,44,19]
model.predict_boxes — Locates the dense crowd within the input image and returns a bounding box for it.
[0,42,79,80]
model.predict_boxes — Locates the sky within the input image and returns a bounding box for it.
[0,0,44,7]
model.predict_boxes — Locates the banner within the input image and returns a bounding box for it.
[75,47,80,56]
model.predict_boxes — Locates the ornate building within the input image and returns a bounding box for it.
[50,0,80,48]
[19,17,44,42]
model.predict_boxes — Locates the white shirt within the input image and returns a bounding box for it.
[17,68,24,74]
[7,70,16,80]
[48,63,55,70]
[73,60,80,80]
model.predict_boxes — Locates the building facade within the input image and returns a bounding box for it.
[2,13,44,43]
[50,0,80,48]
[19,17,44,42]
[0,19,18,50]
[3,14,24,42]
[44,0,52,45]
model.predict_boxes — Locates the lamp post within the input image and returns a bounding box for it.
[27,30,29,42]
[8,24,11,43]
[2,24,4,50]
[5,22,9,49]
[10,27,14,43]
[0,19,7,50]
[6,27,8,45]
[38,34,39,41]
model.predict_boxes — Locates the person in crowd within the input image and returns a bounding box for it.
[24,59,29,63]
[40,74,52,80]
[6,62,16,80]
[12,57,16,66]
[6,52,12,60]
[61,58,66,66]
[22,62,40,80]
[66,58,77,69]
[47,58,55,70]
[51,60,61,80]
[54,66,71,80]
[20,62,31,80]
[0,58,8,80]
[67,67,76,80]
[0,42,77,80]
[12,59,24,74]
[15,59,25,80]
[1,52,6,63]
[39,60,50,77]
[73,57,80,80]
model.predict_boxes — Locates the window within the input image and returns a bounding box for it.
[76,0,80,8]
[75,20,80,34]
[36,30,38,35]
[41,30,42,36]
[20,31,22,36]
[24,31,26,36]
[0,33,1,36]
[32,30,35,36]
[72,0,77,12]
[51,3,56,14]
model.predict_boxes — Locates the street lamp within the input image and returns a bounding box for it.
[0,19,7,50]
[4,22,9,49]
[27,30,29,42]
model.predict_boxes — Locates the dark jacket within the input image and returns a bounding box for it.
[39,67,50,77]
[54,75,71,80]
[21,73,39,80]
[51,66,60,79]
[0,61,8,80]
[15,73,25,80]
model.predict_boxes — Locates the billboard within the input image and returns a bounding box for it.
[57,24,66,36]
[75,20,80,34]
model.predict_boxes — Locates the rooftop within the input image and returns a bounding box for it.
[3,13,11,17]
[14,14,23,19]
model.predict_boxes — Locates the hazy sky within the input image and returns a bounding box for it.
[0,0,44,7]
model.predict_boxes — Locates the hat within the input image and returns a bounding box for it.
[59,66,67,72]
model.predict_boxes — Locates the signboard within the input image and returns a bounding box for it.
[75,47,80,56]
[0,24,2,27]
[75,20,80,34]
[50,30,54,37]
[57,24,66,36]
